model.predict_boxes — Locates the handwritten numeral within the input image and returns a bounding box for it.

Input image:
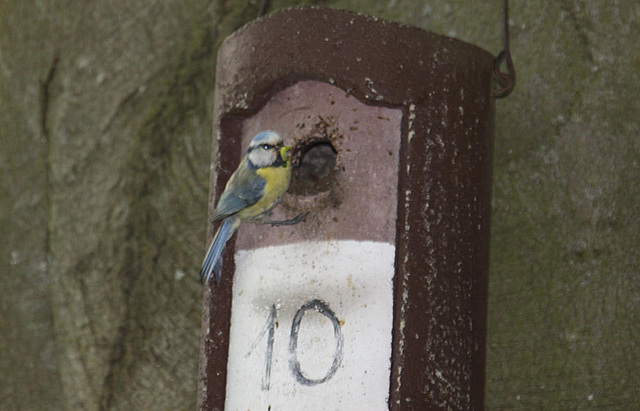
[289,299,344,386]
[246,304,277,390]
[248,299,344,390]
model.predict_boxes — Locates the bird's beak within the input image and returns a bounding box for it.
[280,146,291,161]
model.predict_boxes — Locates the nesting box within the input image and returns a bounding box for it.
[199,7,494,411]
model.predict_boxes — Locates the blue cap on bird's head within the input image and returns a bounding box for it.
[247,131,283,151]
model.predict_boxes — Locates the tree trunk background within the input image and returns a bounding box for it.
[1,1,638,410]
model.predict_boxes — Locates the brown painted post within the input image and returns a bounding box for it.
[198,7,494,411]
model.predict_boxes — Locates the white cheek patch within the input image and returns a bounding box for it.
[248,148,277,168]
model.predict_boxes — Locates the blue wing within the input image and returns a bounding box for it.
[201,159,266,284]
[212,158,266,221]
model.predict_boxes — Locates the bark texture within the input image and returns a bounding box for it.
[1,1,638,410]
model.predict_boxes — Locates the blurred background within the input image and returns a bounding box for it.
[1,1,638,409]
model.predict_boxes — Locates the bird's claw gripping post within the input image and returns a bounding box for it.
[265,212,309,227]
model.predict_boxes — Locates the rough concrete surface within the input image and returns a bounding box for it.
[1,1,638,410]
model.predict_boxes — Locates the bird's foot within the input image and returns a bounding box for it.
[261,212,309,227]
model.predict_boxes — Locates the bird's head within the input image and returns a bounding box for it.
[246,131,290,168]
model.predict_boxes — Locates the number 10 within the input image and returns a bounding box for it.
[248,299,344,391]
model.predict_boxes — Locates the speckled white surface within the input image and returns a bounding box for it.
[225,240,395,411]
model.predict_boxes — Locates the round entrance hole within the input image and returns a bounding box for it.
[290,139,337,195]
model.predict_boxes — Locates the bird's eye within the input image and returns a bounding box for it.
[262,144,270,150]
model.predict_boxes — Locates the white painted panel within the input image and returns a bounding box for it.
[225,240,395,411]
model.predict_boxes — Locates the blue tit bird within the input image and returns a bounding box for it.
[200,131,305,285]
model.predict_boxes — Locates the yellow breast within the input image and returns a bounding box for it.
[238,164,291,221]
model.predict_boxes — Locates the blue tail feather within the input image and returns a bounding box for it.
[200,216,239,284]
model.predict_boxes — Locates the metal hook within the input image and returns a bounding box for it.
[493,0,516,98]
